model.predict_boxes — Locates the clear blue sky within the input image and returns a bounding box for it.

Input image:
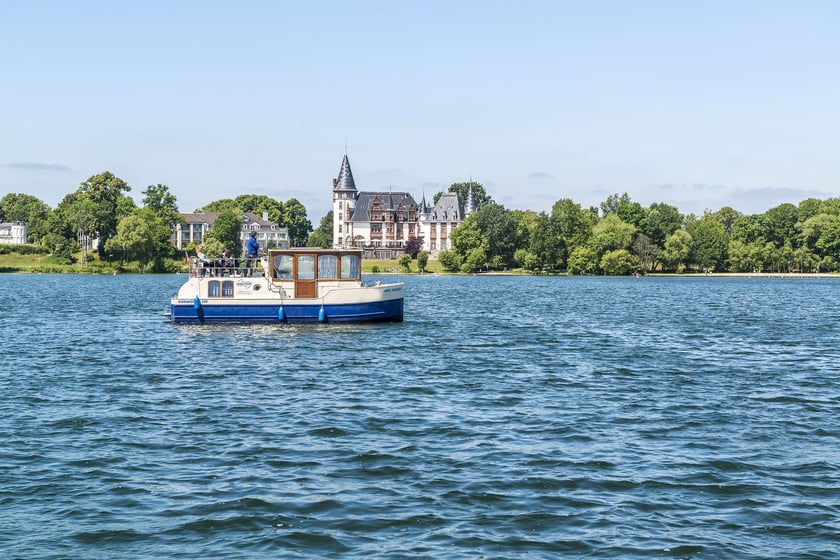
[2,0,838,222]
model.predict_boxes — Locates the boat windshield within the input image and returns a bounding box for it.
[273,255,293,279]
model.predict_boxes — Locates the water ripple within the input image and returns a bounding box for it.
[2,274,839,558]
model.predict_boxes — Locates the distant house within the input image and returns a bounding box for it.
[172,212,289,253]
[0,221,27,245]
[417,189,475,253]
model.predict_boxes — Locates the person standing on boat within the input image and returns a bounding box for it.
[245,231,262,276]
[197,245,211,277]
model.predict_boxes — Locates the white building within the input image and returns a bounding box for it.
[0,221,27,245]
[417,188,476,254]
[172,212,288,253]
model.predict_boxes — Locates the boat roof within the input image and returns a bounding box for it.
[268,247,362,255]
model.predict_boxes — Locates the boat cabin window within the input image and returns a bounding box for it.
[318,255,338,279]
[297,255,315,280]
[273,255,293,279]
[208,280,235,298]
[340,254,360,279]
[221,280,234,297]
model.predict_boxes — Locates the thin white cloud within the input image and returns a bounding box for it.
[3,161,72,172]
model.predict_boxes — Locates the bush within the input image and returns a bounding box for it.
[438,250,461,272]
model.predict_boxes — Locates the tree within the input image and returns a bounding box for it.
[600,193,644,228]
[567,245,597,275]
[471,202,517,269]
[761,203,799,248]
[398,254,412,273]
[633,233,659,272]
[281,198,313,246]
[590,213,635,255]
[661,229,692,271]
[711,206,741,235]
[450,217,484,256]
[416,250,429,272]
[67,197,97,266]
[641,202,683,248]
[600,249,640,275]
[0,193,51,243]
[551,198,596,267]
[206,208,244,257]
[443,181,492,207]
[76,171,132,257]
[403,236,422,258]
[307,211,334,248]
[437,250,461,272]
[143,184,180,224]
[529,212,563,271]
[687,216,729,271]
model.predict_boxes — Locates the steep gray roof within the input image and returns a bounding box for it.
[181,212,220,225]
[427,192,464,222]
[349,191,418,222]
[334,154,357,192]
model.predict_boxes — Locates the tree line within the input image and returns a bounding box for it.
[4,172,840,275]
[434,188,840,274]
[0,171,314,272]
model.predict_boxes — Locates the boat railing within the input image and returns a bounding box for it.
[190,257,266,278]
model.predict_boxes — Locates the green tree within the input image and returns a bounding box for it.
[436,181,491,207]
[437,249,461,272]
[687,216,729,271]
[471,202,518,269]
[711,206,741,235]
[0,193,51,243]
[76,171,132,257]
[450,217,484,256]
[633,233,659,272]
[550,198,596,267]
[761,203,799,248]
[307,210,334,248]
[281,198,313,246]
[416,250,429,272]
[731,214,764,245]
[567,245,597,275]
[461,245,488,273]
[641,202,683,248]
[600,193,644,228]
[798,198,823,222]
[661,229,692,271]
[590,213,635,256]
[600,249,640,275]
[529,212,563,271]
[206,208,244,257]
[398,254,412,273]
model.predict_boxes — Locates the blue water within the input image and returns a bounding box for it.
[1,273,839,559]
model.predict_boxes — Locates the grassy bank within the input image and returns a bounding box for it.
[0,250,444,275]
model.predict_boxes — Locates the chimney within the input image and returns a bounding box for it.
[262,211,269,221]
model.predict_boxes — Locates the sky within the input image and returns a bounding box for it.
[2,0,839,222]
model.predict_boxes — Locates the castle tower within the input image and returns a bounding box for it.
[332,154,358,247]
[465,183,476,217]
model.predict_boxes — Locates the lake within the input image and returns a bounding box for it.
[1,273,838,559]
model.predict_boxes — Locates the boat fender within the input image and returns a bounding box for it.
[318,306,327,323]
[278,306,286,322]
[193,296,201,310]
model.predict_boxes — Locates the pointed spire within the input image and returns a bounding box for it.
[334,154,357,192]
[465,182,476,216]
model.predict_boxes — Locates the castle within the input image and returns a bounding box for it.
[331,154,475,257]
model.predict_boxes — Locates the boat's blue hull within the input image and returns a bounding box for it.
[170,297,403,324]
